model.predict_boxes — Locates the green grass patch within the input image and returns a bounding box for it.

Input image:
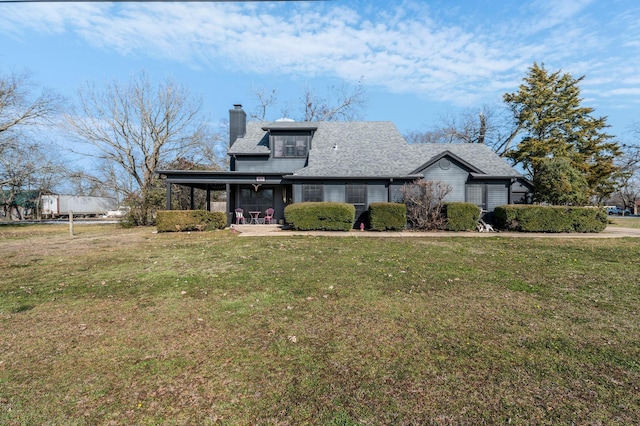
[609,216,640,228]
[1,226,639,424]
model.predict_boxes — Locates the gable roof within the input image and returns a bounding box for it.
[228,120,521,179]
[228,122,272,155]
[407,144,521,177]
[409,149,483,175]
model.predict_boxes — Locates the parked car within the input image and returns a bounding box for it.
[607,206,631,215]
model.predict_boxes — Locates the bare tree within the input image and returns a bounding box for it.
[612,142,640,212]
[65,71,212,224]
[301,80,367,122]
[198,118,230,171]
[0,141,65,219]
[404,130,447,144]
[249,87,278,122]
[248,80,367,123]
[405,104,518,156]
[0,70,64,219]
[401,179,452,230]
[0,70,60,154]
[66,171,114,198]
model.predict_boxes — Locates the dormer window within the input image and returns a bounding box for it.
[262,123,316,159]
[271,134,311,158]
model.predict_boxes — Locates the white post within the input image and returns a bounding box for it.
[69,210,74,236]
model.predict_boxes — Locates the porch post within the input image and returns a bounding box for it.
[206,185,211,212]
[226,183,231,226]
[166,182,172,210]
[190,187,195,210]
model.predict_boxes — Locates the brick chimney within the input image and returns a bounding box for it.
[229,104,246,147]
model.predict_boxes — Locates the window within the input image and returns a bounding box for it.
[466,184,486,210]
[346,184,367,228]
[467,183,509,211]
[302,184,323,202]
[346,184,366,205]
[272,134,310,158]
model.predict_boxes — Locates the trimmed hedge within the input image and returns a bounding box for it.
[284,202,355,231]
[368,202,406,231]
[494,205,607,233]
[443,202,481,231]
[156,210,227,232]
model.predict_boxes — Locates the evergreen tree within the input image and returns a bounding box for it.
[504,62,621,204]
[533,157,589,205]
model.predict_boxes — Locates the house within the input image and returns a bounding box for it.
[158,105,528,226]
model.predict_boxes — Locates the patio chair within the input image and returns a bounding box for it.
[234,208,245,225]
[263,208,275,224]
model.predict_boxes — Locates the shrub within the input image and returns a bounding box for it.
[156,210,227,232]
[368,202,406,231]
[120,185,166,227]
[444,202,481,231]
[494,205,607,233]
[284,202,355,231]
[571,207,609,233]
[401,179,452,230]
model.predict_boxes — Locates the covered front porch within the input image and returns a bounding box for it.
[157,170,292,226]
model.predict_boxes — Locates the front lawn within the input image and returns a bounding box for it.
[608,216,640,228]
[1,225,639,425]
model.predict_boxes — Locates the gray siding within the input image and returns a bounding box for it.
[487,183,509,211]
[293,184,302,203]
[235,157,306,173]
[421,160,468,202]
[512,181,529,192]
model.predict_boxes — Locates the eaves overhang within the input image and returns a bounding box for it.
[283,174,424,181]
[469,173,522,180]
[227,151,270,156]
[157,170,288,185]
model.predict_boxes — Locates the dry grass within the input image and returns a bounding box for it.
[608,216,640,228]
[1,224,639,425]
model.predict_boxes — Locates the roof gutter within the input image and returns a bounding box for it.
[469,173,522,180]
[282,174,424,181]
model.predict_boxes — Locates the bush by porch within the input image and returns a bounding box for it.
[284,202,355,231]
[156,210,227,232]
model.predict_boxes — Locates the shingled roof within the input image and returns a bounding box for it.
[228,121,520,178]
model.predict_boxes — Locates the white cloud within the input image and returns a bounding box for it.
[601,87,640,97]
[1,0,639,109]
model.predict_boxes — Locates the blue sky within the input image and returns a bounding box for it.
[1,0,639,143]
